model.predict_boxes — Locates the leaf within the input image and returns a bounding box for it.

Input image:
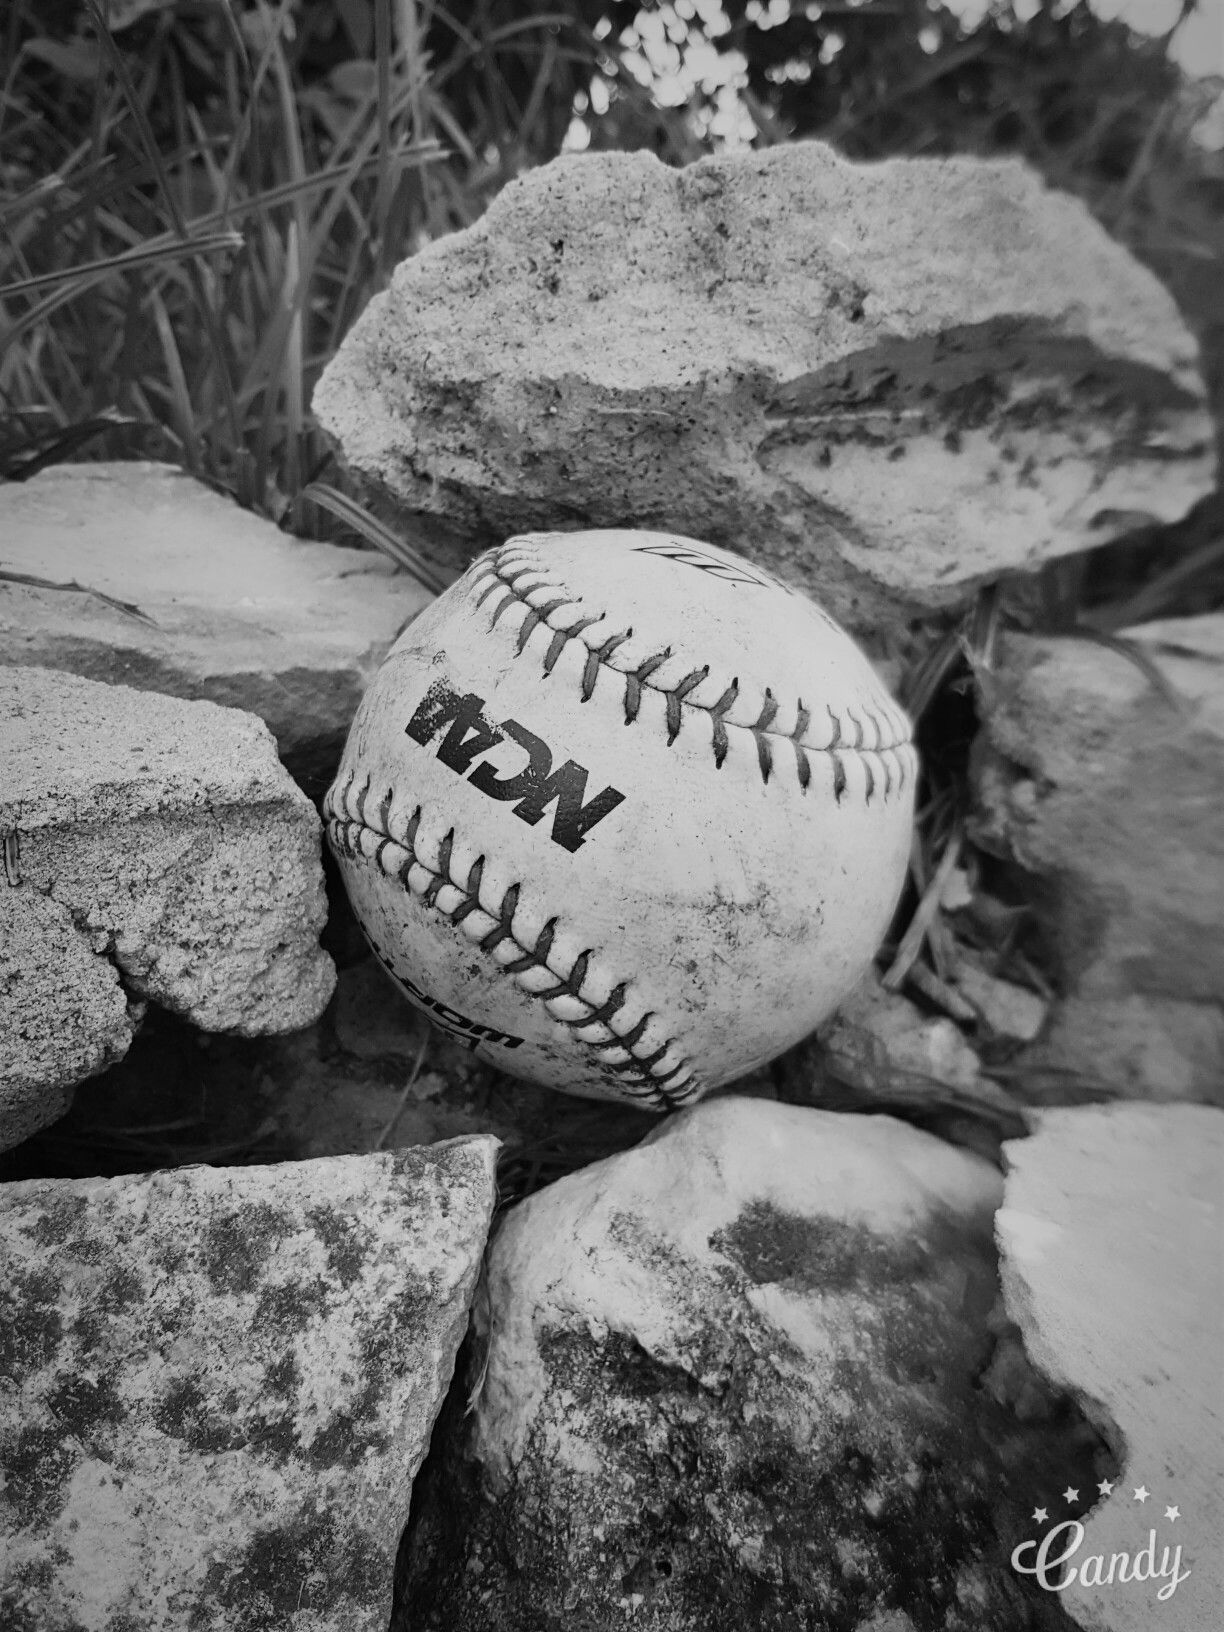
[298,483,449,595]
[0,414,150,481]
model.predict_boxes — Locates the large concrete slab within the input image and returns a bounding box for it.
[314,144,1213,633]
[0,1137,499,1631]
[0,462,435,793]
[0,666,335,1150]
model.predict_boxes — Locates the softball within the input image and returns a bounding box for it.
[323,530,916,1108]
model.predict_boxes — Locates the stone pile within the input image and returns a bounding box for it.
[3,139,1220,1632]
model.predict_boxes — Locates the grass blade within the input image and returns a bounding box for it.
[299,482,448,594]
[149,287,202,473]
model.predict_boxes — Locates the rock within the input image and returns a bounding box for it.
[401,1097,1101,1630]
[997,1104,1222,1631]
[778,966,1025,1158]
[0,886,141,1150]
[817,966,989,1098]
[0,462,434,795]
[952,956,1048,1044]
[971,616,1224,1102]
[0,666,335,1151]
[314,144,1213,633]
[0,1137,498,1631]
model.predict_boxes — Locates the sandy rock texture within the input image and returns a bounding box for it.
[972,615,1224,1102]
[0,1137,499,1632]
[401,1098,1102,1631]
[0,462,434,794]
[314,143,1213,631]
[997,1104,1222,1631]
[0,666,335,1151]
[0,885,141,1150]
[773,965,1028,1162]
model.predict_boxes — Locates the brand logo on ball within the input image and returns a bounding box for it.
[405,679,626,852]
[634,539,790,592]
[368,938,525,1053]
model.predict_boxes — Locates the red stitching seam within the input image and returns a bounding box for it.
[324,770,703,1111]
[467,543,918,803]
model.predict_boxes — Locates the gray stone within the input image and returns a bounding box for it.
[0,885,140,1148]
[0,666,335,1150]
[816,965,989,1098]
[971,616,1224,1102]
[997,1104,1223,1631]
[0,462,434,794]
[314,144,1213,633]
[777,966,1025,1160]
[400,1097,1102,1630]
[952,955,1047,1044]
[0,1137,499,1632]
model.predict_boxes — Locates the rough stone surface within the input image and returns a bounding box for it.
[816,965,991,1100]
[953,954,1048,1044]
[0,462,434,794]
[0,1137,499,1632]
[997,1104,1223,1631]
[0,666,335,1151]
[0,885,140,1149]
[401,1097,1103,1631]
[971,616,1224,1102]
[314,144,1214,632]
[774,965,1027,1163]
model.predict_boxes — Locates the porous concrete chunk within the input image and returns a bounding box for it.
[0,1138,499,1632]
[972,616,1224,1101]
[314,144,1214,630]
[402,1098,1105,1629]
[0,667,335,1148]
[0,886,140,1148]
[0,462,434,791]
[997,1104,1223,1631]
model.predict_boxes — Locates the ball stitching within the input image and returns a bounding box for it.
[324,770,704,1111]
[468,544,917,802]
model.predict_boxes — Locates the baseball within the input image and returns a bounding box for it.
[323,530,916,1109]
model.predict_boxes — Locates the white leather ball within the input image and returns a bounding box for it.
[324,531,916,1108]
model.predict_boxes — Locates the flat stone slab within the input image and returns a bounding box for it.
[0,1137,499,1631]
[997,1104,1223,1631]
[0,462,434,791]
[314,143,1213,632]
[0,666,335,1151]
[972,615,1224,1101]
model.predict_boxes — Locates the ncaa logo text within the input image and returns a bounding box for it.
[405,680,625,853]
